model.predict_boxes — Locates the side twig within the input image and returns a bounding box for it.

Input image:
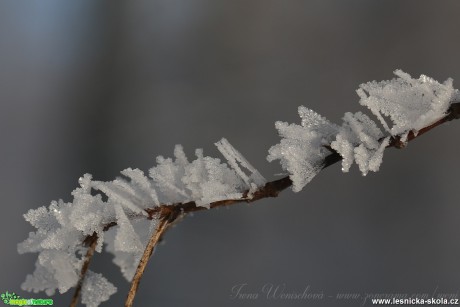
[70,233,98,307]
[125,212,171,307]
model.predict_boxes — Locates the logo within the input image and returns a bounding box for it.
[1,291,53,306]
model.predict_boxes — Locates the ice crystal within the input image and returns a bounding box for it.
[357,69,458,136]
[269,70,457,190]
[18,138,265,306]
[331,112,388,175]
[81,271,117,307]
[267,106,339,192]
[105,218,157,281]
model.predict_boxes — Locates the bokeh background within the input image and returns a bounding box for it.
[1,1,460,306]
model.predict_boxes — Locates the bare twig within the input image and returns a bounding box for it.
[125,212,171,307]
[70,233,98,307]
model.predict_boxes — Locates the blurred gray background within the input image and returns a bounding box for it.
[1,1,460,306]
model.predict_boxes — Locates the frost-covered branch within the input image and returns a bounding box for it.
[140,99,460,219]
[17,70,460,307]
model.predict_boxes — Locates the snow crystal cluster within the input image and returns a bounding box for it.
[357,69,458,138]
[331,112,390,176]
[267,106,339,192]
[18,139,265,306]
[269,70,458,192]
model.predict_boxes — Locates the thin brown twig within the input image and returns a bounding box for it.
[125,212,171,307]
[70,233,98,307]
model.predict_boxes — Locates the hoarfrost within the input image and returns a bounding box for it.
[215,138,266,188]
[181,149,246,208]
[331,112,385,176]
[149,140,266,208]
[105,219,158,281]
[121,168,160,206]
[149,154,190,203]
[19,138,264,305]
[357,69,458,136]
[114,204,144,253]
[267,106,339,192]
[21,250,81,295]
[81,271,117,307]
[269,70,458,190]
[91,180,147,215]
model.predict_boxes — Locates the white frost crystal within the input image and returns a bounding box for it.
[121,168,160,206]
[357,69,458,136]
[19,138,265,306]
[105,219,157,281]
[269,70,458,191]
[215,138,266,188]
[81,271,117,307]
[331,112,387,176]
[182,149,245,207]
[267,106,339,192]
[149,140,266,208]
[21,250,81,295]
[114,204,144,253]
